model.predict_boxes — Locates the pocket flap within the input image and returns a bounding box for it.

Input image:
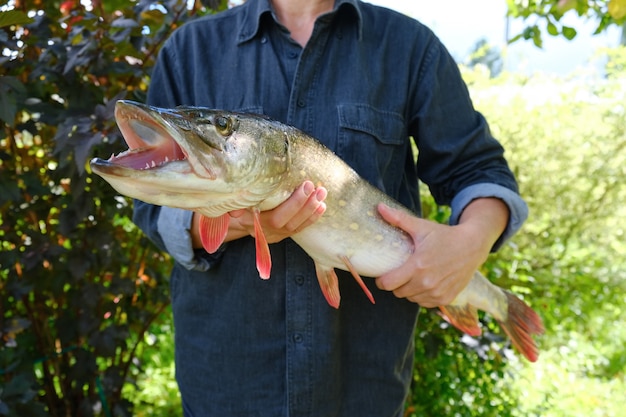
[338,104,405,145]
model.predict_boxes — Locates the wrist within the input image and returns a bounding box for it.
[457,197,509,252]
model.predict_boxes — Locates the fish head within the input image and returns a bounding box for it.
[90,100,292,213]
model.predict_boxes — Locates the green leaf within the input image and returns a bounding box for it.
[562,26,577,40]
[547,21,559,36]
[0,10,34,28]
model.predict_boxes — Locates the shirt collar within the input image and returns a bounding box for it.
[237,0,363,44]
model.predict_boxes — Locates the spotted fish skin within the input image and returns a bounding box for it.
[90,100,544,362]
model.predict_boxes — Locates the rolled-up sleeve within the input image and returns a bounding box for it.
[156,207,212,271]
[449,183,528,251]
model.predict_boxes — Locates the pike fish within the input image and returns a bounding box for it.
[90,100,544,361]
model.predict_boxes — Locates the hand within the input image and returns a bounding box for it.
[375,198,509,308]
[190,181,327,248]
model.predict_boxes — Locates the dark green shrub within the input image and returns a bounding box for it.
[0,1,225,415]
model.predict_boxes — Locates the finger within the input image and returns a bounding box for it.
[282,186,327,232]
[264,181,316,229]
[375,257,417,293]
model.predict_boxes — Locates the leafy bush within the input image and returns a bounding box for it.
[463,61,626,416]
[0,1,224,415]
[406,59,626,416]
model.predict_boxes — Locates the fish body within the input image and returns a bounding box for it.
[90,100,544,361]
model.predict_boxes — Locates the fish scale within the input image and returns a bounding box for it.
[90,100,545,362]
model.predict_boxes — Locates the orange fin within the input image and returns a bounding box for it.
[314,263,341,308]
[439,304,482,337]
[199,213,230,254]
[496,291,545,362]
[252,208,272,279]
[339,255,375,304]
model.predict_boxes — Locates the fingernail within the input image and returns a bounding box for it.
[303,181,314,196]
[315,187,327,202]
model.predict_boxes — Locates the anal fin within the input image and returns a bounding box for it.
[252,207,272,279]
[439,304,482,337]
[199,213,230,254]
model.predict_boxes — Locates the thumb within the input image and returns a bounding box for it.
[377,203,410,229]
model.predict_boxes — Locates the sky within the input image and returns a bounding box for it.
[365,0,623,75]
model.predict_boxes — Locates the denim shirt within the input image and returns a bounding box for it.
[132,1,528,416]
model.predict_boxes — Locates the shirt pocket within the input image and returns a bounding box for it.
[337,103,408,195]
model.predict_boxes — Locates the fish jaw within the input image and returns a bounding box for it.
[89,158,234,212]
[114,100,218,179]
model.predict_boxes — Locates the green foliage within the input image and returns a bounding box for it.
[466,39,504,78]
[405,187,523,416]
[406,56,626,416]
[506,0,626,46]
[461,60,626,415]
[0,1,225,415]
[122,310,180,417]
[598,45,626,76]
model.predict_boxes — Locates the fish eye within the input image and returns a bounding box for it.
[214,116,233,137]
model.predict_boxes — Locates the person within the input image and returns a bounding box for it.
[132,0,528,415]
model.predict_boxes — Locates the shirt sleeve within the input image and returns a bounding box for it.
[156,207,213,271]
[449,183,528,251]
[409,31,527,248]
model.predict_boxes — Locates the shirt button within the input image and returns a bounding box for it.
[297,99,306,108]
[288,51,298,59]
[293,333,303,343]
[294,275,304,285]
[260,36,268,44]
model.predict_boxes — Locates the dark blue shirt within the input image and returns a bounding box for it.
[133,1,528,416]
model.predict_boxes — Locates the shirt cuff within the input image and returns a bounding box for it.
[157,207,211,271]
[449,183,528,251]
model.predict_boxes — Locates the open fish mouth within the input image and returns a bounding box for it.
[102,100,188,171]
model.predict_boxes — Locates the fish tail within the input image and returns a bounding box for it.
[439,304,482,337]
[496,291,545,362]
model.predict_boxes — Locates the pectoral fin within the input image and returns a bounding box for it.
[252,207,272,279]
[314,263,341,308]
[199,213,230,254]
